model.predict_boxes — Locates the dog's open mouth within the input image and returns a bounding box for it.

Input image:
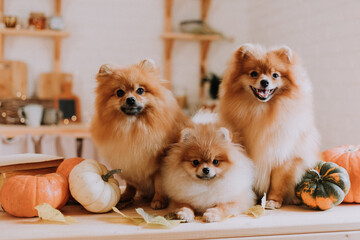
[121,106,143,116]
[250,86,277,102]
[196,175,216,181]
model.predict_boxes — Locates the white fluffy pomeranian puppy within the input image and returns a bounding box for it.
[161,110,255,222]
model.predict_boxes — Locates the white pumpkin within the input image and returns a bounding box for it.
[69,159,121,213]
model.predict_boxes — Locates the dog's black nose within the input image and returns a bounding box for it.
[260,80,269,88]
[202,167,210,175]
[126,97,136,106]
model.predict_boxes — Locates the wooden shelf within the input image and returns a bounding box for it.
[0,0,68,72]
[0,124,90,138]
[0,28,70,38]
[162,32,222,41]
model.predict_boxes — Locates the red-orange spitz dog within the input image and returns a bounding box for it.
[91,59,191,209]
[219,44,321,209]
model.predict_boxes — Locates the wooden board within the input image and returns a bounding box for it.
[38,73,73,99]
[0,123,90,138]
[0,153,64,172]
[1,167,58,178]
[0,60,27,98]
[0,201,359,240]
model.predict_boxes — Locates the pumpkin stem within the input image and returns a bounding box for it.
[102,169,122,182]
[309,169,322,182]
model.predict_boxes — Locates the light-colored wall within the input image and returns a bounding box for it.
[245,0,360,149]
[4,0,248,122]
[3,0,360,149]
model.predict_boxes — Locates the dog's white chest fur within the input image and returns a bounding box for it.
[243,98,320,196]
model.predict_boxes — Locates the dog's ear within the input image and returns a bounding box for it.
[97,64,114,81]
[235,43,258,60]
[179,128,193,142]
[139,59,157,71]
[272,46,293,64]
[218,127,232,142]
[98,64,113,76]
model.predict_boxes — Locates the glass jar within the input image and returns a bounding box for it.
[29,12,46,30]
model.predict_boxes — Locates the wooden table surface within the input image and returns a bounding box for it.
[1,201,360,240]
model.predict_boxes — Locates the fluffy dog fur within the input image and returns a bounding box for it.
[90,59,191,209]
[219,44,321,209]
[161,110,255,222]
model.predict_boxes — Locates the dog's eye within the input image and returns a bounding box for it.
[272,73,280,79]
[192,160,200,166]
[116,89,125,97]
[250,71,258,78]
[136,88,145,95]
[212,159,219,165]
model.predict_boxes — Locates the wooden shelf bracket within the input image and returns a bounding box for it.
[54,37,61,73]
[162,0,216,100]
[163,39,173,88]
[199,40,211,99]
[0,0,4,61]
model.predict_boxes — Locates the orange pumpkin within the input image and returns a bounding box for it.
[323,145,360,203]
[56,157,85,180]
[0,173,69,217]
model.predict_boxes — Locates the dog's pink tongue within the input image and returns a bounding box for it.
[258,90,270,98]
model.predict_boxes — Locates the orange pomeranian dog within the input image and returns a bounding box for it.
[91,59,192,209]
[219,44,321,209]
[161,110,255,222]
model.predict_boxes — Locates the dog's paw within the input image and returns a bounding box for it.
[265,200,282,210]
[203,208,222,223]
[176,208,195,222]
[150,199,167,210]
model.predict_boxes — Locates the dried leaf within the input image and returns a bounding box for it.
[164,212,177,220]
[246,205,265,218]
[112,207,144,225]
[35,203,77,224]
[136,208,184,227]
[246,193,266,218]
[112,207,183,228]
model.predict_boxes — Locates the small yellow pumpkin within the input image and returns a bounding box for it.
[69,159,121,213]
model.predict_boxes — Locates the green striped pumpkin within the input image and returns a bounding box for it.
[295,161,350,210]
